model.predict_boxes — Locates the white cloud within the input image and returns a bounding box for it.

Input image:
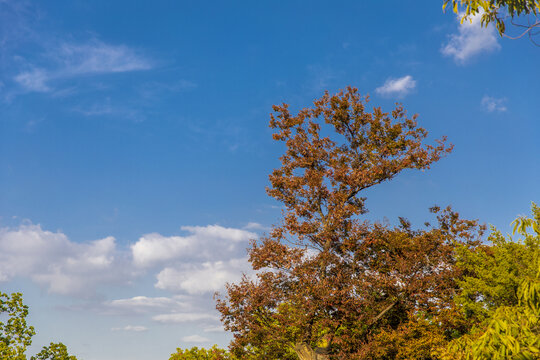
[155,258,250,294]
[375,75,416,97]
[131,225,256,268]
[13,68,50,92]
[104,296,189,314]
[243,222,266,230]
[152,313,219,324]
[441,13,501,63]
[111,325,148,332]
[182,335,211,343]
[481,95,507,112]
[72,101,142,121]
[203,325,225,333]
[14,40,152,92]
[0,223,130,296]
[55,41,151,74]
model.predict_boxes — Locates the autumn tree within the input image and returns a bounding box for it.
[216,87,483,359]
[443,0,540,44]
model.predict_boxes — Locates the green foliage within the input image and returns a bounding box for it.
[453,203,540,322]
[168,345,233,360]
[442,0,540,37]
[442,203,540,360]
[0,292,36,360]
[1,292,77,360]
[31,343,78,360]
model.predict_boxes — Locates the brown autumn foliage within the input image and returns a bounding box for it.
[216,87,483,359]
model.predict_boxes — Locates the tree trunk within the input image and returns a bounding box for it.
[294,342,329,360]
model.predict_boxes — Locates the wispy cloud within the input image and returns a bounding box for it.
[111,325,148,332]
[104,296,187,315]
[441,13,500,63]
[14,40,153,93]
[55,41,152,74]
[182,335,211,343]
[375,75,416,98]
[152,313,219,324]
[72,100,143,121]
[14,68,50,92]
[481,95,507,112]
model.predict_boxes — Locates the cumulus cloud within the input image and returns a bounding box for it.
[0,223,130,296]
[130,225,256,295]
[14,40,152,92]
[375,75,416,97]
[131,225,256,268]
[441,13,501,63]
[111,325,148,332]
[152,312,219,324]
[182,335,211,343]
[155,258,250,294]
[481,95,507,112]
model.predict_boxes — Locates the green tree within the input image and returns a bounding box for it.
[1,292,78,360]
[216,87,483,359]
[1,292,36,360]
[443,0,540,43]
[31,343,78,360]
[453,203,540,324]
[440,203,540,359]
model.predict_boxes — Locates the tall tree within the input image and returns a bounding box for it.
[216,87,482,359]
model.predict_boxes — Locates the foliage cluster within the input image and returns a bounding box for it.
[443,0,540,43]
[169,345,234,360]
[0,292,78,360]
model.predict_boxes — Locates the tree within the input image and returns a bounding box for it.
[1,292,77,360]
[216,87,483,359]
[443,0,540,44]
[31,343,78,360]
[168,345,233,360]
[440,203,540,359]
[1,292,35,360]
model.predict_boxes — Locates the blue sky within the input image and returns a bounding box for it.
[1,1,539,359]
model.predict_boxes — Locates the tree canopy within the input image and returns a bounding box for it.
[31,343,78,360]
[168,345,233,360]
[1,293,77,360]
[440,203,540,359]
[216,87,484,359]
